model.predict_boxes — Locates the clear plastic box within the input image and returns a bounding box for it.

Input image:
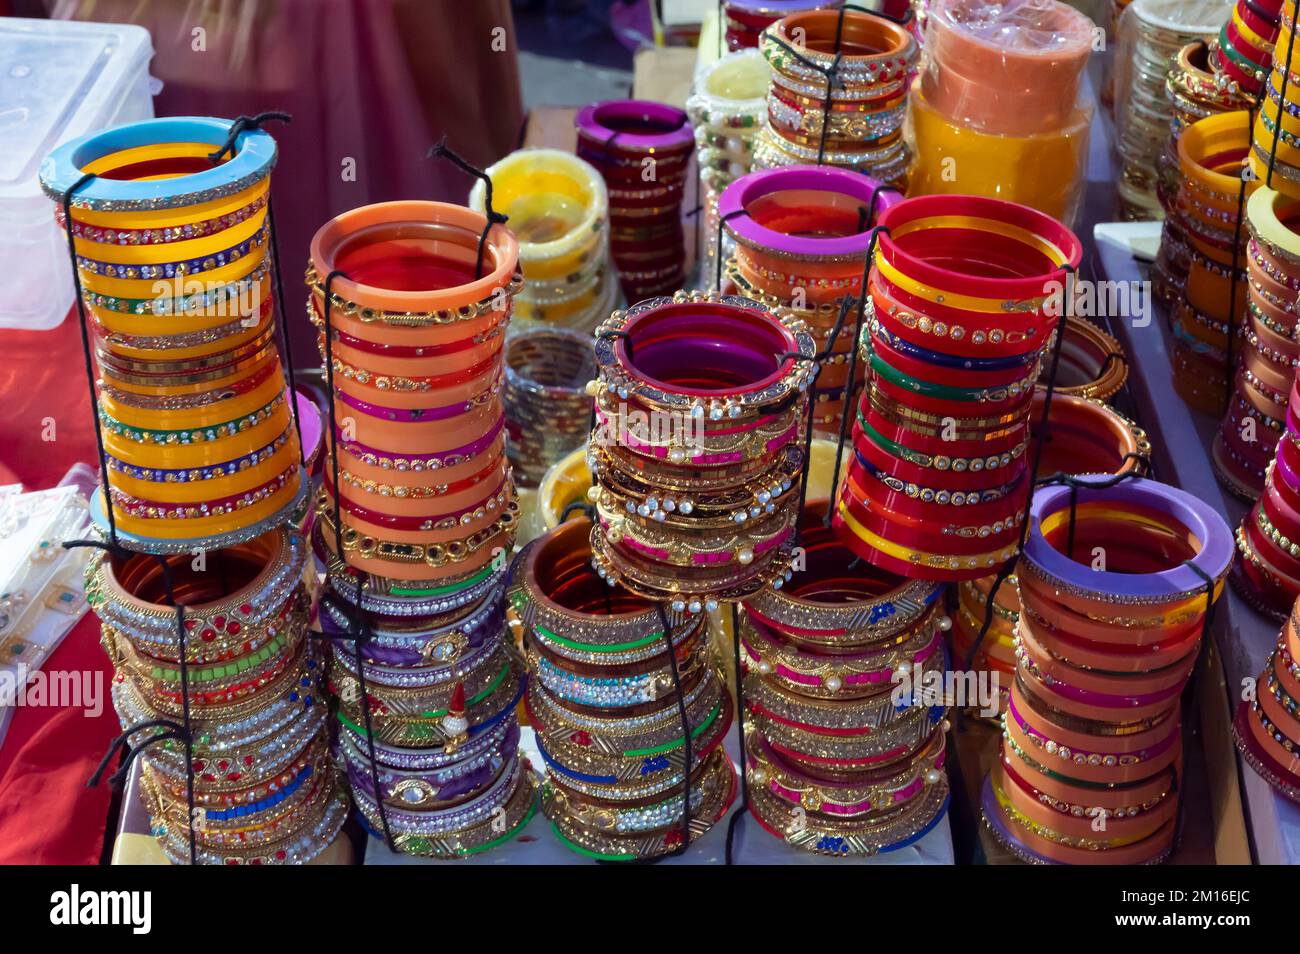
[0,17,156,331]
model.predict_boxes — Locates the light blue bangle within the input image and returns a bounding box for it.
[40,116,277,211]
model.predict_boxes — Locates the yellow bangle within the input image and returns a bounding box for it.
[75,201,268,266]
[1233,7,1274,54]
[68,175,270,231]
[106,473,302,539]
[1248,185,1300,259]
[97,309,274,364]
[103,401,291,468]
[91,280,273,337]
[99,365,286,431]
[109,440,298,504]
[80,241,267,298]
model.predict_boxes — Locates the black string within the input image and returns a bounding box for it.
[206,111,292,163]
[320,269,396,852]
[716,207,750,292]
[428,138,509,280]
[559,500,596,524]
[203,112,303,462]
[655,602,693,857]
[267,193,307,466]
[60,173,118,547]
[724,601,748,864]
[1266,8,1298,190]
[824,224,890,528]
[962,264,1076,671]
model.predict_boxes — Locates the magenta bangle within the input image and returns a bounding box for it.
[718,166,901,261]
[1023,476,1232,605]
[575,100,694,155]
[334,387,494,423]
[335,415,505,467]
[600,408,800,465]
[604,516,793,565]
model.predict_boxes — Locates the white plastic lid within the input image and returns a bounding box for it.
[0,17,153,216]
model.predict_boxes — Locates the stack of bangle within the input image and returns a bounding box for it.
[739,500,952,856]
[1169,110,1256,416]
[1155,42,1256,307]
[503,327,595,488]
[718,166,900,438]
[907,0,1095,224]
[1232,333,1300,617]
[834,194,1083,581]
[950,391,1151,722]
[85,527,349,864]
[724,0,845,50]
[516,518,736,860]
[687,50,770,281]
[1114,0,1229,220]
[39,116,307,551]
[982,476,1232,864]
[1213,0,1282,99]
[1247,0,1300,194]
[575,101,695,302]
[1212,186,1300,499]
[469,148,614,334]
[586,290,817,611]
[1233,594,1300,803]
[754,8,917,187]
[1044,316,1130,402]
[307,200,535,856]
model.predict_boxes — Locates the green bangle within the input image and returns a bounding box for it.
[389,563,497,597]
[1218,23,1267,81]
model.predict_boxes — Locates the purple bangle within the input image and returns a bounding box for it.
[334,414,505,467]
[1023,476,1233,605]
[334,388,491,424]
[727,0,840,12]
[342,720,519,806]
[575,100,694,154]
[318,599,502,667]
[717,166,901,261]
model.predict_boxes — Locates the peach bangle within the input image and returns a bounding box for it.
[317,522,510,583]
[1003,704,1180,784]
[308,200,519,312]
[1000,748,1175,815]
[340,402,501,451]
[335,457,509,519]
[1020,666,1179,724]
[314,321,505,379]
[1017,618,1199,697]
[338,483,511,546]
[1015,576,1202,648]
[93,281,275,338]
[992,765,1179,853]
[334,433,507,489]
[1010,681,1180,764]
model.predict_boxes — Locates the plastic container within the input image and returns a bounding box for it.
[0,17,155,331]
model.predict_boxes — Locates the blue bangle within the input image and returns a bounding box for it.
[40,116,277,211]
